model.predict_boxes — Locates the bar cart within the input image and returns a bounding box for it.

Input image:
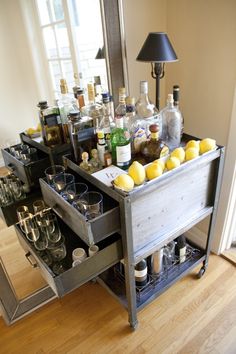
[0,134,224,329]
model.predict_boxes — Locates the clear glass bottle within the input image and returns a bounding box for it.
[125,96,136,129]
[111,89,131,169]
[130,81,161,158]
[37,101,64,147]
[140,124,169,163]
[98,92,114,151]
[57,78,77,143]
[160,93,183,151]
[82,82,103,129]
[173,85,184,139]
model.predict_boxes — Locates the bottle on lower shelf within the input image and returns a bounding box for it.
[135,259,148,287]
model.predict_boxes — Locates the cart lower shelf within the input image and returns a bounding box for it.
[98,245,206,311]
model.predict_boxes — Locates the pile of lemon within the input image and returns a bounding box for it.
[113,138,216,192]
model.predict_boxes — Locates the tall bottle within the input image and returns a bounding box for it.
[135,259,148,287]
[57,78,77,143]
[111,87,131,169]
[173,85,184,139]
[130,81,160,157]
[37,101,64,147]
[125,96,136,129]
[160,93,183,151]
[98,92,113,151]
[82,82,103,129]
[175,234,187,264]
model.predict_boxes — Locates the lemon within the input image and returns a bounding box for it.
[185,147,199,161]
[199,138,216,154]
[166,156,181,170]
[170,147,185,163]
[114,174,134,192]
[153,158,165,171]
[128,161,146,185]
[146,163,163,180]
[186,140,200,152]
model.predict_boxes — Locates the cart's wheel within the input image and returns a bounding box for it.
[129,321,139,331]
[197,267,205,279]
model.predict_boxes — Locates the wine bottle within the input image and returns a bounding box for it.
[175,235,187,263]
[135,259,148,287]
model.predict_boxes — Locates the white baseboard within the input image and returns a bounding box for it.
[0,157,4,167]
[185,226,207,250]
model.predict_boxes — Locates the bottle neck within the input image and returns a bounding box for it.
[150,131,159,141]
[116,117,124,129]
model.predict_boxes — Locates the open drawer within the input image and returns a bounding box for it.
[2,146,50,188]
[0,189,42,226]
[15,221,123,298]
[39,176,121,245]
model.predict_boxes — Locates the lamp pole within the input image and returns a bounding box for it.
[151,63,165,110]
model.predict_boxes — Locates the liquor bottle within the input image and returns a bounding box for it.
[37,101,64,147]
[76,88,85,110]
[94,76,103,104]
[160,93,183,150]
[130,81,161,157]
[173,85,184,139]
[97,130,106,166]
[98,92,113,151]
[57,78,77,143]
[111,88,131,169]
[175,235,187,264]
[82,82,103,129]
[125,96,136,129]
[135,259,148,287]
[104,145,112,167]
[140,124,169,163]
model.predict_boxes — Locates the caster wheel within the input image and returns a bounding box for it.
[129,321,139,331]
[197,267,205,279]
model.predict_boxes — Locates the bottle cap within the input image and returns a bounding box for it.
[149,124,159,133]
[125,96,135,105]
[68,110,81,121]
[37,101,48,109]
[102,92,110,104]
[97,131,105,139]
[167,93,174,103]
[60,78,68,94]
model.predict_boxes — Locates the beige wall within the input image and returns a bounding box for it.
[122,0,167,106]
[0,0,40,155]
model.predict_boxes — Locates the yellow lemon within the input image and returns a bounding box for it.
[199,138,216,154]
[185,140,200,152]
[128,161,146,185]
[113,174,134,192]
[185,147,199,161]
[166,156,181,170]
[153,158,165,171]
[170,147,185,163]
[146,163,163,180]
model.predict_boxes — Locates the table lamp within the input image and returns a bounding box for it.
[136,32,178,110]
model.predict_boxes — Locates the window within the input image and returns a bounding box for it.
[35,0,108,98]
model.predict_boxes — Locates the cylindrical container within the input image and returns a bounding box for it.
[88,245,99,257]
[151,248,163,275]
[135,259,148,287]
[72,248,87,262]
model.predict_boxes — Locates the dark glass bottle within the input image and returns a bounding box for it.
[135,259,148,287]
[175,235,187,264]
[140,124,169,163]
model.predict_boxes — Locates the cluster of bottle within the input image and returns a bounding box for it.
[37,78,183,171]
[134,235,187,288]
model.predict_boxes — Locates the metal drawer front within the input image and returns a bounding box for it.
[40,178,120,245]
[15,225,123,298]
[1,147,50,187]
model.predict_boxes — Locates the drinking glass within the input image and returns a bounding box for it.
[44,214,61,243]
[20,147,38,163]
[0,176,13,206]
[33,199,46,226]
[13,144,29,159]
[44,165,65,186]
[163,241,176,268]
[53,173,75,194]
[10,178,25,201]
[47,235,66,261]
[20,213,40,242]
[73,191,103,220]
[16,205,29,223]
[63,182,88,203]
[72,248,87,262]
[33,227,49,251]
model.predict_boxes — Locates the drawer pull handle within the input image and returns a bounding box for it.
[53,204,63,219]
[25,252,38,268]
[7,163,16,173]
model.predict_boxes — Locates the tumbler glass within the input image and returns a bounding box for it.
[20,147,38,163]
[44,214,61,243]
[53,173,75,194]
[73,191,103,220]
[64,182,88,203]
[45,165,65,186]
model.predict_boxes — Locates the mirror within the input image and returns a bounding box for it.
[0,0,126,325]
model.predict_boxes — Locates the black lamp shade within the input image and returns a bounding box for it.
[136,32,178,63]
[95,46,105,59]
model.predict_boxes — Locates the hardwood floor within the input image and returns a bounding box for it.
[0,218,236,353]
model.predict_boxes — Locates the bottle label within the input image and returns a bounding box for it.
[116,144,131,166]
[133,127,147,153]
[179,246,186,263]
[135,269,147,278]
[160,146,169,157]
